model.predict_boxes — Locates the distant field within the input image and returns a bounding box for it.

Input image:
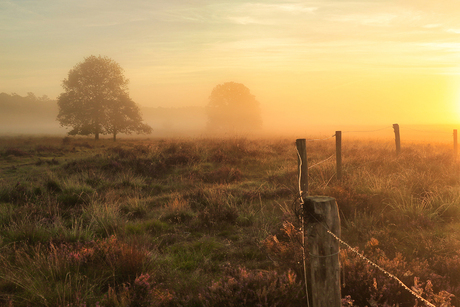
[0,136,459,306]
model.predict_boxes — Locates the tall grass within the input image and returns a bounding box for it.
[1,136,460,306]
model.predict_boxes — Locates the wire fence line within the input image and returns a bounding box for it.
[306,134,336,141]
[342,126,393,134]
[308,154,335,169]
[325,228,436,307]
[403,127,456,135]
[294,133,442,307]
[305,124,457,138]
[296,197,437,307]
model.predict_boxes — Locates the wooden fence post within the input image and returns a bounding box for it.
[296,138,310,305]
[393,124,401,155]
[296,139,308,195]
[454,129,458,158]
[335,131,342,181]
[304,196,341,307]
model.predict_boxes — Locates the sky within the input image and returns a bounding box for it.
[3,0,460,130]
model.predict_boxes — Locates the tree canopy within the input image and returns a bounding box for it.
[206,82,262,133]
[57,55,152,140]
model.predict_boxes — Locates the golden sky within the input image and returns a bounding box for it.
[3,0,460,127]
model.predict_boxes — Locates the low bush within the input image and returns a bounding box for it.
[199,266,306,307]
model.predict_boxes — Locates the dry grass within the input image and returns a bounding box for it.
[0,135,460,306]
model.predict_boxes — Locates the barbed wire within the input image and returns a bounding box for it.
[295,198,437,307]
[306,134,336,141]
[292,131,451,306]
[326,229,436,307]
[403,127,455,134]
[292,191,436,306]
[308,155,335,169]
[342,126,393,133]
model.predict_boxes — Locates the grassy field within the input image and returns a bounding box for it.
[0,135,459,306]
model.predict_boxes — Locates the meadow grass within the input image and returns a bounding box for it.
[0,136,459,306]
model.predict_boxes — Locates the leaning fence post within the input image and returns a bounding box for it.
[393,124,401,155]
[454,129,457,158]
[335,131,342,181]
[296,139,308,195]
[304,196,341,307]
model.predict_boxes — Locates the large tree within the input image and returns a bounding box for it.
[57,55,152,140]
[206,82,262,133]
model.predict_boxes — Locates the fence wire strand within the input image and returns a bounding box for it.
[296,193,437,307]
[293,126,456,306]
[308,154,335,169]
[296,201,437,307]
[342,126,392,133]
[325,229,436,307]
[306,134,336,141]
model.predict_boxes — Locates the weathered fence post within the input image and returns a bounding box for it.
[393,124,401,155]
[305,196,341,307]
[454,129,458,158]
[335,131,342,181]
[296,138,310,305]
[296,139,308,195]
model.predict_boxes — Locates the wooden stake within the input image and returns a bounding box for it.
[393,124,401,155]
[335,131,342,181]
[305,196,341,307]
[454,129,458,158]
[296,138,310,305]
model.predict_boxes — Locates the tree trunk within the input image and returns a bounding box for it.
[95,132,99,140]
[113,131,117,142]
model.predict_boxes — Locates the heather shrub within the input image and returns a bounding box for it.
[341,238,453,307]
[65,235,150,288]
[196,203,239,228]
[4,147,30,157]
[262,221,304,277]
[202,166,242,184]
[98,273,174,307]
[199,266,306,307]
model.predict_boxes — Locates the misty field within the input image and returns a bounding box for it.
[0,136,459,306]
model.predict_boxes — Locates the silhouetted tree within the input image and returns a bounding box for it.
[206,82,262,133]
[57,55,152,140]
[105,93,152,141]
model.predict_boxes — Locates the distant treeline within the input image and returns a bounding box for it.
[0,92,206,136]
[0,92,60,135]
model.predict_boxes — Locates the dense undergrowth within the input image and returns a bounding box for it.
[0,136,459,306]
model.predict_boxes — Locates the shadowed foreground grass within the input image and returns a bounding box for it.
[0,136,459,306]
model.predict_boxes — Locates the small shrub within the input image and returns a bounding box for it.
[199,266,305,307]
[0,182,37,203]
[62,136,71,145]
[202,167,242,184]
[160,195,194,224]
[99,273,174,307]
[4,147,29,157]
[125,219,170,235]
[341,238,454,307]
[262,221,304,275]
[197,204,239,228]
[46,179,62,193]
[164,153,197,167]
